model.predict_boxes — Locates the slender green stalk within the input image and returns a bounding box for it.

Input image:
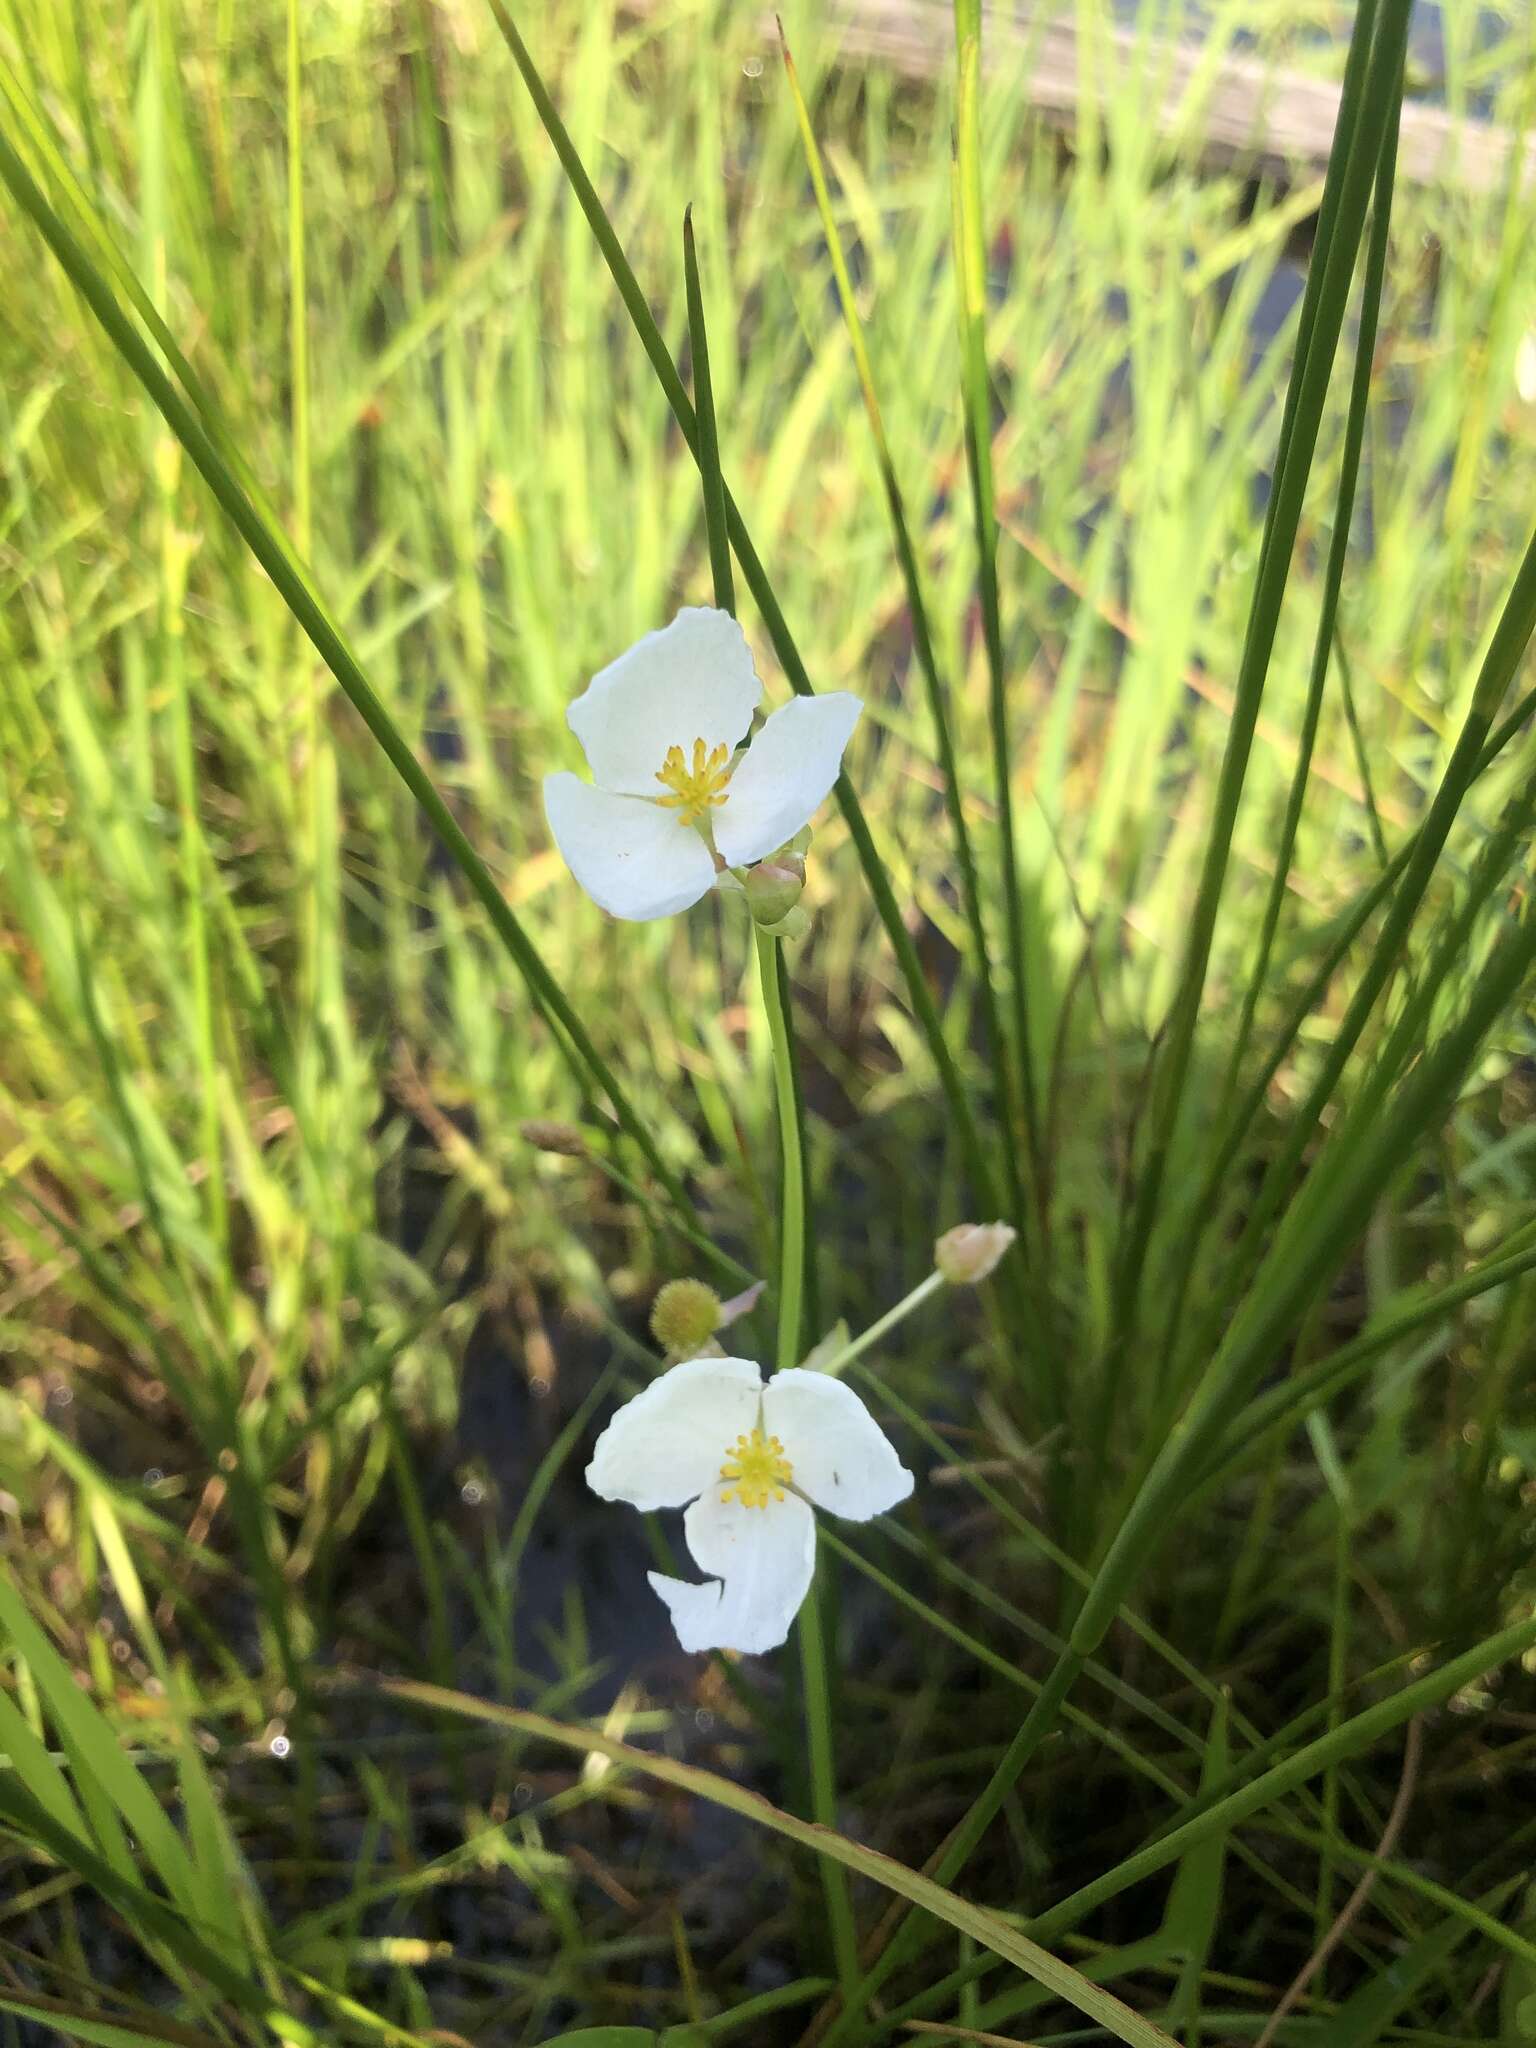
[784,941,821,1340]
[285,0,309,562]
[762,928,856,2002]
[139,21,227,1316]
[1251,0,1382,573]
[683,205,734,619]
[159,464,229,1315]
[682,202,804,1323]
[380,1391,453,1697]
[758,917,855,1995]
[756,936,805,1372]
[796,1575,861,2013]
[813,1270,946,1381]
[285,0,324,1040]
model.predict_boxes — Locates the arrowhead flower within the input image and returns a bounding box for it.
[586,1356,913,1654]
[543,608,862,922]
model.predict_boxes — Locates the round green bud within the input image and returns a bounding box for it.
[650,1277,724,1356]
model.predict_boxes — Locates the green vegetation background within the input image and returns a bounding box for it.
[3,1,1536,2043]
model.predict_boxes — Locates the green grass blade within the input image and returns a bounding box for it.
[1162,1692,1231,2037]
[0,1674,90,1849]
[682,206,733,618]
[0,1572,198,1917]
[1182,675,1536,1277]
[0,1769,270,2019]
[0,1997,228,2048]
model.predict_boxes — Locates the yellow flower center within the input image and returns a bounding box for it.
[655,737,734,826]
[718,1426,793,1510]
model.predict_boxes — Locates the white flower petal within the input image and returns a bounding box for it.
[586,1357,763,1512]
[648,1487,815,1654]
[713,693,862,868]
[568,608,763,795]
[543,772,716,922]
[763,1369,913,1522]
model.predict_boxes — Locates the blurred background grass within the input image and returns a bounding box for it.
[4,1,1536,2041]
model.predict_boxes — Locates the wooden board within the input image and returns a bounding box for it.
[765,0,1535,199]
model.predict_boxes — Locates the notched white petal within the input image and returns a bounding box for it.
[763,1369,913,1522]
[543,773,716,922]
[568,608,762,794]
[713,692,862,868]
[586,1356,762,1512]
[649,1488,816,1655]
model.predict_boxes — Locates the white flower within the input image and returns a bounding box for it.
[543,608,862,922]
[586,1355,913,1654]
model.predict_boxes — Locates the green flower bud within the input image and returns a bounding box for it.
[743,853,806,929]
[650,1277,724,1357]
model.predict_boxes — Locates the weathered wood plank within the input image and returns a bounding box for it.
[772,0,1534,198]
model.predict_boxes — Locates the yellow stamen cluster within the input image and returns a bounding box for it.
[655,737,733,826]
[718,1426,793,1510]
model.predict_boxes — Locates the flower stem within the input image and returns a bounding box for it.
[812,1270,947,1382]
[754,925,858,2009]
[756,927,805,1377]
[798,1573,862,2011]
